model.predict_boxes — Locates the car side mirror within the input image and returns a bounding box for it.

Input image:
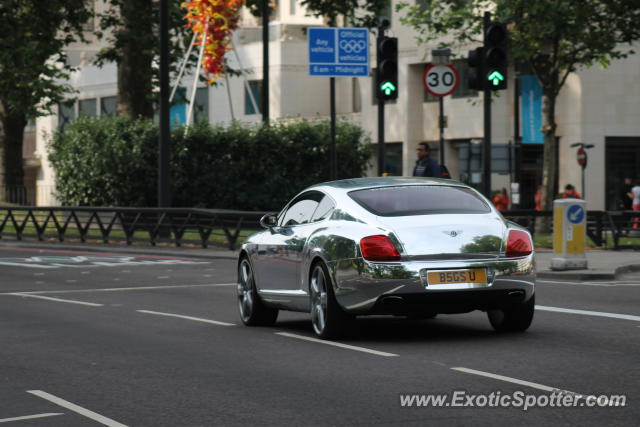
[260,213,278,229]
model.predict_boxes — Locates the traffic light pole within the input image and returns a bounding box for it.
[377,25,385,176]
[482,11,492,198]
[261,0,270,124]
[378,95,385,176]
[330,77,337,180]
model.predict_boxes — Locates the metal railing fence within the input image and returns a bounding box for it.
[0,206,267,250]
[0,206,638,250]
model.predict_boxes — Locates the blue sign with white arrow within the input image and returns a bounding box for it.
[308,27,369,77]
[567,205,585,224]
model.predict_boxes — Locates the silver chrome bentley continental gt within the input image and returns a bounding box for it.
[237,177,535,339]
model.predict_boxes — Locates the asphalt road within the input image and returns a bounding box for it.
[1,246,639,426]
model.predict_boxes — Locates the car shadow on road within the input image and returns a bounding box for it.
[273,314,530,344]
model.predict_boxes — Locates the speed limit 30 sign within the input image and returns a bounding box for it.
[423,64,459,97]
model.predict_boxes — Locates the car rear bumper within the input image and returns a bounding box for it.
[330,255,535,315]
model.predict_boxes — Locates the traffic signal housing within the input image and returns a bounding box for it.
[484,22,507,90]
[467,46,484,91]
[376,36,398,100]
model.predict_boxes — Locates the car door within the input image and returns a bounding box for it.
[256,192,322,292]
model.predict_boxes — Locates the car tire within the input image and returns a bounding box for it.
[488,294,535,332]
[309,261,354,339]
[237,257,278,326]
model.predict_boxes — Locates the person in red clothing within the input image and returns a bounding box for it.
[534,185,543,211]
[562,184,581,199]
[492,188,510,211]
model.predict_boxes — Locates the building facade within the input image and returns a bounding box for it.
[28,0,640,210]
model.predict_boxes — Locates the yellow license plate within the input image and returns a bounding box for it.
[427,269,487,285]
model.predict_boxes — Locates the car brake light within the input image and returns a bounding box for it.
[360,235,401,261]
[506,230,533,257]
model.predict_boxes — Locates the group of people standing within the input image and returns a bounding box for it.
[411,142,640,218]
[620,177,640,212]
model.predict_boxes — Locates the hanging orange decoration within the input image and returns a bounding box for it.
[182,0,244,84]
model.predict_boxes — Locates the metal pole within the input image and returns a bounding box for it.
[330,77,337,180]
[378,97,385,175]
[170,32,197,103]
[376,24,385,176]
[262,0,269,123]
[439,97,445,166]
[186,24,207,128]
[158,0,170,207]
[328,15,338,180]
[513,71,520,183]
[482,11,492,198]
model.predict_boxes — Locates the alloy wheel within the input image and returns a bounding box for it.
[310,265,328,335]
[237,259,254,323]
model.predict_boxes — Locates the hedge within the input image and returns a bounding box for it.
[48,116,373,210]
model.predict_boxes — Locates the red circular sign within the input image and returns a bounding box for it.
[577,147,587,167]
[423,64,459,97]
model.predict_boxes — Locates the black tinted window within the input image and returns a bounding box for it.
[349,185,491,216]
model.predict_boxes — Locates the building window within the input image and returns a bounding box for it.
[290,0,296,15]
[194,87,209,123]
[100,96,117,116]
[458,141,510,181]
[384,142,403,176]
[245,80,262,115]
[79,98,97,118]
[58,101,76,130]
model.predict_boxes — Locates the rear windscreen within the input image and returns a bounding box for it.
[348,185,491,216]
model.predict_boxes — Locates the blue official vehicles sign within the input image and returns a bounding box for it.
[308,28,369,77]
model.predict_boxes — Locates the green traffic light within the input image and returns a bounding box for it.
[487,70,505,86]
[380,81,396,95]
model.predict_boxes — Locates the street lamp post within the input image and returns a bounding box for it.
[159,0,170,207]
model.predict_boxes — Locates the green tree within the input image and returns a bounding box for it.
[95,0,195,119]
[398,0,640,217]
[0,0,91,194]
[301,0,389,27]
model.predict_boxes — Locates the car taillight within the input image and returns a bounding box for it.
[506,230,533,257]
[360,235,401,261]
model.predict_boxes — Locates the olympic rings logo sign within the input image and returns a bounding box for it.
[339,39,367,53]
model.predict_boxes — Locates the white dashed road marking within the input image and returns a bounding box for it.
[28,390,127,427]
[537,279,640,287]
[0,283,235,295]
[9,293,103,307]
[451,367,566,393]
[137,310,235,326]
[536,305,640,322]
[275,332,399,357]
[0,413,63,423]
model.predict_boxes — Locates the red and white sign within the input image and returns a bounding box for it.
[577,147,587,168]
[423,64,459,97]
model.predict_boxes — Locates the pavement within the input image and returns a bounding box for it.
[0,239,638,281]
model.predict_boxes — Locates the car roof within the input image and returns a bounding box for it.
[308,177,467,193]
